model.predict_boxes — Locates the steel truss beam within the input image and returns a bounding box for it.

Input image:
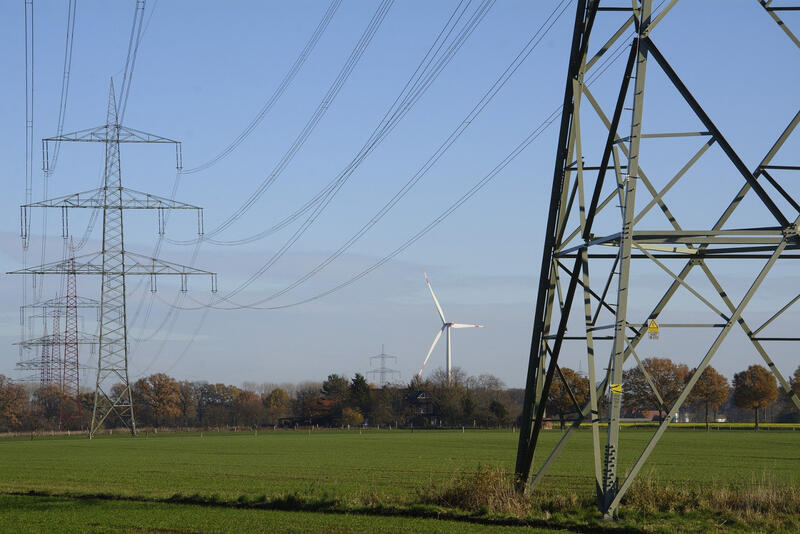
[516,0,800,519]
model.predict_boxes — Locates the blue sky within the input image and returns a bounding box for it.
[0,1,798,388]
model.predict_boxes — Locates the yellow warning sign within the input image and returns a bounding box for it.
[647,319,659,339]
[610,383,622,394]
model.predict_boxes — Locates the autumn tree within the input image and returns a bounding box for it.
[623,357,689,420]
[33,385,66,429]
[234,389,264,427]
[547,367,589,429]
[687,365,730,431]
[263,387,290,424]
[0,375,27,431]
[793,366,800,398]
[197,383,239,427]
[176,381,198,427]
[133,374,182,427]
[339,407,364,426]
[733,365,778,430]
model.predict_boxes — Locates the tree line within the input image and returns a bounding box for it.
[0,368,520,432]
[547,358,800,430]
[0,359,797,433]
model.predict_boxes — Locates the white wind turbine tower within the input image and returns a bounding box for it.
[417,272,484,383]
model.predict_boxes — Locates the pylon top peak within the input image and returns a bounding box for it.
[107,78,119,128]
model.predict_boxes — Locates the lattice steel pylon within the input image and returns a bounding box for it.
[367,345,400,386]
[9,80,217,438]
[515,0,800,519]
[63,238,80,400]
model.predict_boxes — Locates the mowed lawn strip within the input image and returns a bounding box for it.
[0,429,798,502]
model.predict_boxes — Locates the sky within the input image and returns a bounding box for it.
[0,1,798,389]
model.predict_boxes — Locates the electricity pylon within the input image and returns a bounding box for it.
[515,0,800,519]
[368,345,400,386]
[10,81,217,438]
[63,238,80,399]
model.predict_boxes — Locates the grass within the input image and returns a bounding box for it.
[1,428,798,532]
[0,494,554,533]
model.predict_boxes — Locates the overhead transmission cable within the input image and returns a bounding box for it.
[156,3,664,378]
[208,21,635,311]
[131,1,345,369]
[20,0,35,357]
[183,0,394,240]
[169,0,491,247]
[131,0,391,374]
[245,22,639,310]
[73,0,144,251]
[141,0,485,373]
[181,0,343,174]
[118,0,146,122]
[44,0,77,175]
[198,0,572,307]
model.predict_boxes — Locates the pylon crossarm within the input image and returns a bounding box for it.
[23,187,200,210]
[43,124,178,144]
[22,295,100,310]
[8,251,215,278]
[605,227,796,516]
[15,332,99,346]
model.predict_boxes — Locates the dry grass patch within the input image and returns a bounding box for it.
[417,465,531,516]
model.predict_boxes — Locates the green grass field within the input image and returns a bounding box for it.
[1,428,798,532]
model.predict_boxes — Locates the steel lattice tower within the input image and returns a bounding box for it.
[39,319,52,387]
[63,238,80,399]
[15,295,100,385]
[10,81,217,438]
[515,0,800,519]
[367,345,400,386]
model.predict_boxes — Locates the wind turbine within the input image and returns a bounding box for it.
[417,272,484,383]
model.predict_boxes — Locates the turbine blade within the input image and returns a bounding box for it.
[424,271,446,323]
[450,323,485,328]
[417,327,444,377]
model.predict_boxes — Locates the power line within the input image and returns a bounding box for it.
[209,0,573,307]
[118,0,146,122]
[146,0,486,373]
[180,0,343,175]
[169,3,637,313]
[44,0,77,175]
[171,0,491,248]
[189,0,395,239]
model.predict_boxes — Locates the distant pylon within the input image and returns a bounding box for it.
[39,319,51,388]
[368,344,400,386]
[63,238,79,399]
[9,80,217,438]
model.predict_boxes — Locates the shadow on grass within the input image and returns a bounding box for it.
[9,488,642,534]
